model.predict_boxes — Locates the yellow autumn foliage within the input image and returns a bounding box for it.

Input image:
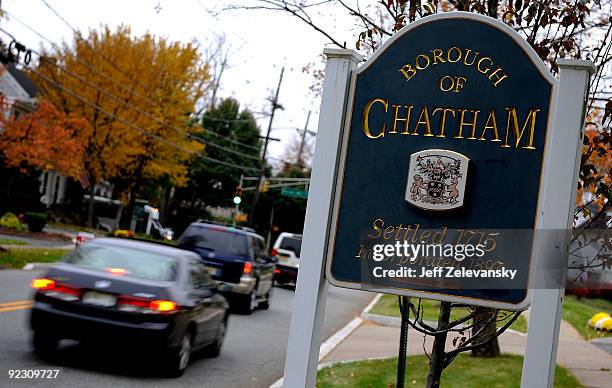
[32,25,208,188]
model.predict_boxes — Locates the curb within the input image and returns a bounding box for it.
[268,296,376,388]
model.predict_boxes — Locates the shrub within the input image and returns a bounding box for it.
[0,212,24,231]
[24,212,48,232]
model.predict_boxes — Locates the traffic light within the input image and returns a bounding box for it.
[260,178,270,193]
[234,186,243,205]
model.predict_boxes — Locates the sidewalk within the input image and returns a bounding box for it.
[322,309,612,388]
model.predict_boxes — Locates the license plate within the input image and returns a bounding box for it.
[207,267,220,276]
[82,291,116,307]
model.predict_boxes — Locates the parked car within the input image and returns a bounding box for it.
[177,222,275,314]
[271,232,302,286]
[29,237,229,377]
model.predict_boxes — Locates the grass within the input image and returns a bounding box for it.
[317,354,581,388]
[0,248,69,269]
[562,294,612,340]
[0,238,29,245]
[370,294,528,333]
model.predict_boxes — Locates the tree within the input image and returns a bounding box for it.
[169,97,262,232]
[31,25,208,227]
[0,100,86,179]
[225,0,611,384]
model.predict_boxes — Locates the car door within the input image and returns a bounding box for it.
[188,258,225,345]
[252,237,274,296]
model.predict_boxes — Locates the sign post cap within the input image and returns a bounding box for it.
[323,47,363,63]
[557,58,596,74]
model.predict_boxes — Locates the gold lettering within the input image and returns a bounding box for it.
[488,67,509,87]
[415,54,431,70]
[479,110,501,141]
[439,76,454,92]
[362,98,388,139]
[447,47,462,63]
[430,49,447,65]
[412,106,433,136]
[477,57,493,75]
[502,107,540,149]
[368,218,384,239]
[432,108,456,138]
[399,64,417,81]
[391,105,414,134]
[456,109,480,139]
[463,49,479,66]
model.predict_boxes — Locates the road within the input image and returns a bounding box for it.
[0,269,373,387]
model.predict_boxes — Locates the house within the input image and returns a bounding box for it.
[0,64,67,207]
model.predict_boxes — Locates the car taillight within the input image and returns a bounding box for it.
[150,300,177,312]
[243,261,253,275]
[31,278,55,290]
[31,279,81,302]
[274,269,281,274]
[117,296,178,314]
[271,248,278,257]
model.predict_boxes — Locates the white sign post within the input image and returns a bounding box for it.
[521,59,595,388]
[282,48,362,388]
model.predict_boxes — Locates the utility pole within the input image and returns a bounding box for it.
[249,67,284,227]
[296,110,311,166]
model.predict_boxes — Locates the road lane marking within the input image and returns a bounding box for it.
[0,304,32,313]
[0,300,33,308]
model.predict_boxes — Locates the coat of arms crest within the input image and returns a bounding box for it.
[405,149,469,211]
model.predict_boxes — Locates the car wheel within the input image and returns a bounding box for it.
[260,286,272,310]
[166,330,192,377]
[241,288,258,315]
[204,317,227,357]
[32,332,57,357]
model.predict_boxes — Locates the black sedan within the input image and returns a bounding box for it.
[29,237,229,377]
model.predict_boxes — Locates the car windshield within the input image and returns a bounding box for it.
[64,244,178,281]
[280,236,302,257]
[179,226,248,257]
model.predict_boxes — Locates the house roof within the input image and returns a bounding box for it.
[6,65,37,98]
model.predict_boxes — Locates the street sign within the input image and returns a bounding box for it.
[324,14,559,310]
[281,187,308,199]
[284,12,592,388]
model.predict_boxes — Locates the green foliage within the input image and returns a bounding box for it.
[24,212,48,232]
[0,212,24,231]
[316,355,581,388]
[0,248,68,269]
[170,98,261,233]
[563,295,612,340]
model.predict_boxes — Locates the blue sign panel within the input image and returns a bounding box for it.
[326,14,556,309]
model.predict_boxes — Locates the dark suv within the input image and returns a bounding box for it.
[177,222,275,314]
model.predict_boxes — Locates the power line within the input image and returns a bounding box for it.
[3,13,280,156]
[4,10,159,111]
[0,28,263,164]
[0,23,305,169]
[39,0,153,94]
[26,65,259,172]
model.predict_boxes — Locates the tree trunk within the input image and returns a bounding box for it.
[426,302,452,388]
[471,307,501,357]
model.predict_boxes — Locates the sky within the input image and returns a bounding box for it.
[0,0,359,169]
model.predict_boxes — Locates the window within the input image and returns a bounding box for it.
[65,244,177,281]
[189,259,213,289]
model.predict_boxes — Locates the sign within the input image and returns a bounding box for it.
[325,14,557,309]
[282,187,309,199]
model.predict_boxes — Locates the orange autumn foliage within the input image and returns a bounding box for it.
[0,100,87,178]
